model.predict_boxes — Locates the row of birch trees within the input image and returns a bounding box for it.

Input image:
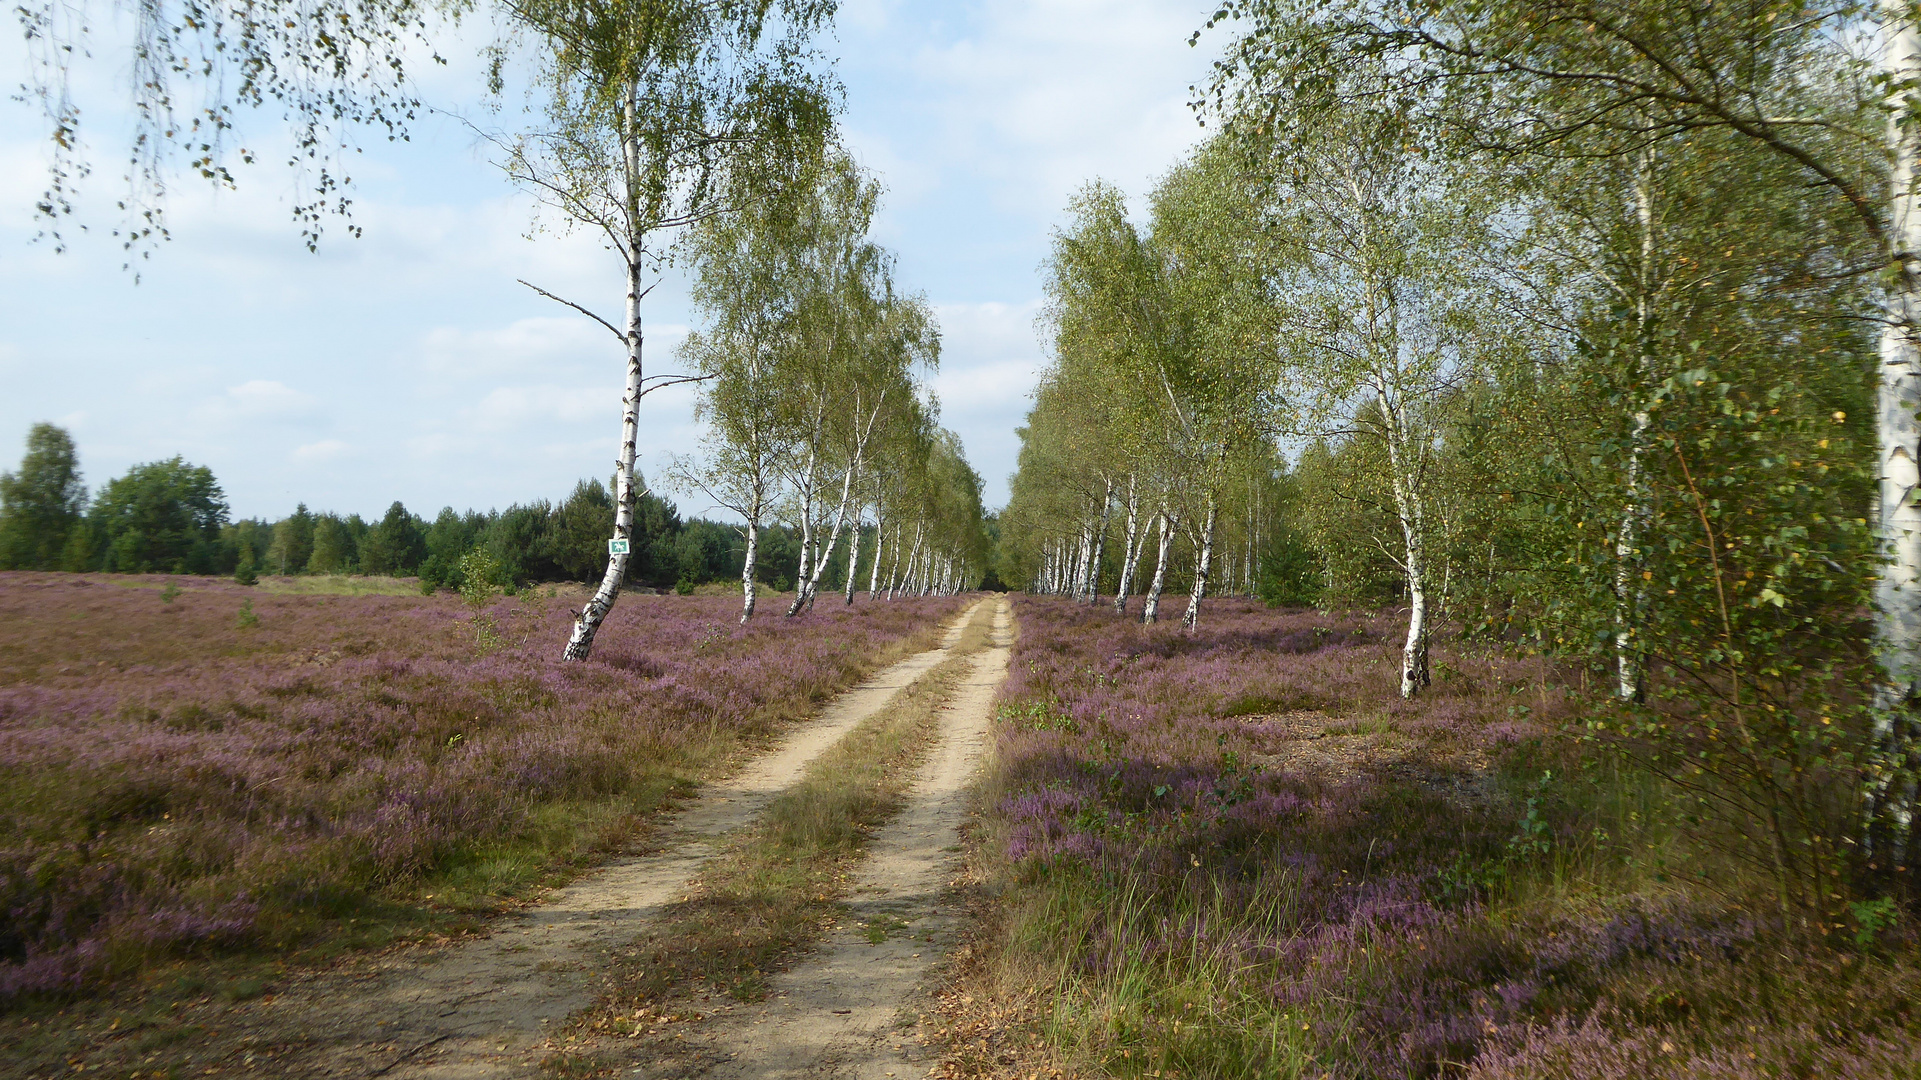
[670,149,988,622]
[474,1,985,649]
[1005,0,1921,904]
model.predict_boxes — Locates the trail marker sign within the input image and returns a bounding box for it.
[608,538,631,556]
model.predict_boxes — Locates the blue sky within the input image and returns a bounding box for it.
[0,0,1225,521]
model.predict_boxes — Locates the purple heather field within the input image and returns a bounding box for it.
[986,595,1921,1080]
[0,572,963,1000]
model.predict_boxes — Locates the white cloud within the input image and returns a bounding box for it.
[932,300,1046,415]
[228,379,315,416]
[293,439,350,462]
[417,317,613,380]
[471,385,618,430]
[190,380,321,428]
[841,0,1222,229]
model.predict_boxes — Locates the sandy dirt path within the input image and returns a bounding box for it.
[238,602,987,1080]
[643,597,1013,1080]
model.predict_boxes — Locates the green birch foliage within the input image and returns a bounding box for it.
[1199,0,1884,262]
[1582,364,1877,919]
[18,0,466,252]
[494,0,839,258]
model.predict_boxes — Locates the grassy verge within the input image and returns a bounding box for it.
[558,599,998,1066]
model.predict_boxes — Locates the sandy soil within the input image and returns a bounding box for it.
[631,598,1014,1080]
[208,600,992,1080]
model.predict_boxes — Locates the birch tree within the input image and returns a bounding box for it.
[1202,0,1913,850]
[496,0,836,659]
[1253,87,1487,698]
[1149,145,1284,628]
[670,315,793,622]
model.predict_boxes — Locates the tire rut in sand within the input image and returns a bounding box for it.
[224,601,989,1080]
[644,597,1014,1080]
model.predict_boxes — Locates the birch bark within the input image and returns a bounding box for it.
[1383,407,1431,698]
[1072,522,1092,601]
[891,520,923,600]
[1084,479,1113,603]
[740,512,761,621]
[872,515,891,595]
[786,437,821,614]
[1115,475,1142,615]
[1181,493,1218,629]
[1142,508,1177,624]
[843,508,864,605]
[792,455,855,614]
[1614,147,1658,701]
[563,86,646,663]
[1873,0,1921,855]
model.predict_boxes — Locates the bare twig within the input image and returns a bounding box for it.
[517,279,625,343]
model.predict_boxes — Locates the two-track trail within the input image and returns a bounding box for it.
[229,599,997,1080]
[647,598,1013,1080]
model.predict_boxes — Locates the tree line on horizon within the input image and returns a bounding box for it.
[0,422,862,595]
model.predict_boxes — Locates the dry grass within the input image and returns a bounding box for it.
[250,573,426,596]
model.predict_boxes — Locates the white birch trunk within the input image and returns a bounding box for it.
[867,515,885,599]
[740,511,760,622]
[892,520,923,600]
[1084,479,1113,604]
[1615,148,1658,701]
[791,450,816,609]
[563,86,645,662]
[1384,414,1431,699]
[884,519,904,598]
[1182,493,1218,629]
[792,456,857,615]
[1072,525,1091,601]
[1874,0,1921,856]
[843,512,864,605]
[1115,475,1140,615]
[1142,509,1175,625]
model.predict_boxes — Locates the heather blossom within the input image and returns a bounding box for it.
[0,572,962,1000]
[982,596,1921,1079]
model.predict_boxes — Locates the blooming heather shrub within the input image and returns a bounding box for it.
[0,572,963,1001]
[982,597,1921,1079]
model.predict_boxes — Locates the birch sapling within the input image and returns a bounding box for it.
[503,0,837,659]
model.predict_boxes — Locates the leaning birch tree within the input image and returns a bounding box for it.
[494,0,836,659]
